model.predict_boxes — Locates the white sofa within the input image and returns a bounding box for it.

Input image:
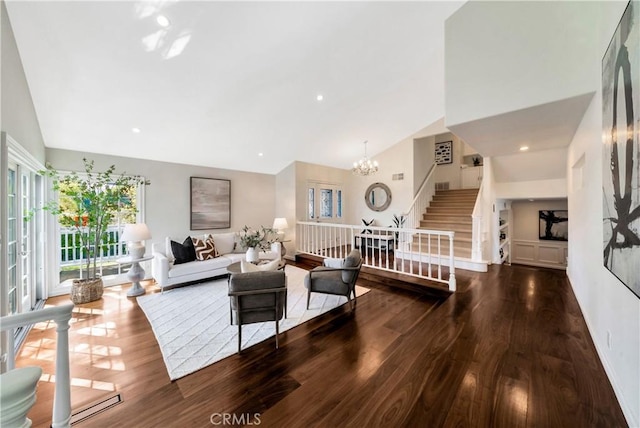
[151,232,280,290]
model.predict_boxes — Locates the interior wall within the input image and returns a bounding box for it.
[432,131,464,189]
[0,1,45,163]
[45,149,276,252]
[413,135,435,192]
[294,160,351,222]
[445,0,607,127]
[568,96,640,427]
[275,162,296,259]
[565,2,639,425]
[348,136,414,228]
[511,199,568,269]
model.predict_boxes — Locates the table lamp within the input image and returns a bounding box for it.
[273,218,289,235]
[121,223,152,259]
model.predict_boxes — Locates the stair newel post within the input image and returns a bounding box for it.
[52,307,73,428]
[448,231,457,292]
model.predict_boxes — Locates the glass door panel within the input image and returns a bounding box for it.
[7,167,18,314]
[20,171,33,310]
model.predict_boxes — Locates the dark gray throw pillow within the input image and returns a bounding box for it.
[171,236,197,264]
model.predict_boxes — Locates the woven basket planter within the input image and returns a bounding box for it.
[70,278,104,304]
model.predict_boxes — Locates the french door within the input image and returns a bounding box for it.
[6,163,40,315]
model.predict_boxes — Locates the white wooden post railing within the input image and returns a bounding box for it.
[1,303,74,428]
[471,180,484,262]
[297,221,456,291]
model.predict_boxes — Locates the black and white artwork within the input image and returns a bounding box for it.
[190,177,231,230]
[435,141,453,164]
[602,1,639,299]
[539,210,568,241]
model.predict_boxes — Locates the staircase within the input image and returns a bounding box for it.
[414,188,478,259]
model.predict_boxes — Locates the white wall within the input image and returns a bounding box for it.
[294,160,351,222]
[413,135,435,192]
[1,1,45,163]
[511,199,568,269]
[566,2,639,425]
[494,178,568,200]
[275,162,296,258]
[492,147,568,183]
[432,132,464,189]
[568,97,640,428]
[45,149,276,253]
[348,135,414,228]
[445,0,606,127]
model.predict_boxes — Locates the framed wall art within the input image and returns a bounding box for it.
[539,210,568,241]
[435,141,453,164]
[190,177,231,230]
[602,0,639,299]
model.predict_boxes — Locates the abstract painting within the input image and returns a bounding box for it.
[190,177,230,230]
[435,141,453,164]
[539,210,568,241]
[602,0,640,299]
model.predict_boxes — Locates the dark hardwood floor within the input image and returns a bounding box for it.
[17,262,627,427]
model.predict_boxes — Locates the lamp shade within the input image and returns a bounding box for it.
[120,223,152,242]
[273,218,289,231]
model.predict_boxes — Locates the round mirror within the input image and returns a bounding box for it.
[365,182,392,212]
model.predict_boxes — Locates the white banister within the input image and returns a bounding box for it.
[403,162,437,230]
[297,221,456,291]
[1,303,74,428]
[471,180,484,262]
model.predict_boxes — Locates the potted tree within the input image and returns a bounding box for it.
[40,158,145,304]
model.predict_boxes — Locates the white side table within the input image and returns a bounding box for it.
[117,255,153,297]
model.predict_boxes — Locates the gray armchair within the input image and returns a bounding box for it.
[304,250,363,311]
[228,270,287,353]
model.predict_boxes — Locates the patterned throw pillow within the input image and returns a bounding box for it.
[192,236,219,260]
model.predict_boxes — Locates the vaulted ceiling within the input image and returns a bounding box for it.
[6,1,463,174]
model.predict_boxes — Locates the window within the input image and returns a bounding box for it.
[308,188,315,219]
[308,182,343,221]
[56,178,145,283]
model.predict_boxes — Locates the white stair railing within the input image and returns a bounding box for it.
[297,221,456,291]
[1,303,74,428]
[403,162,437,230]
[471,180,485,261]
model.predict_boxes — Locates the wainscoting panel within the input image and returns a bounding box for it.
[512,239,567,269]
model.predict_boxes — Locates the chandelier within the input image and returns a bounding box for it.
[352,141,379,176]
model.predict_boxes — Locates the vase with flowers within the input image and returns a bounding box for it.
[238,225,276,262]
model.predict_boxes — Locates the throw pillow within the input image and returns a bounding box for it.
[240,259,282,273]
[170,236,197,264]
[211,233,235,255]
[323,258,344,268]
[192,236,219,260]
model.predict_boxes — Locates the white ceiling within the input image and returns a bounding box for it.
[6,0,463,175]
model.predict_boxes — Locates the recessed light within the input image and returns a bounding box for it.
[258,153,264,157]
[156,15,170,28]
[519,146,529,151]
[316,94,323,101]
[132,127,141,133]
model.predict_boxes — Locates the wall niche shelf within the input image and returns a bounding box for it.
[498,207,511,264]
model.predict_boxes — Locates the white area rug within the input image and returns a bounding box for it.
[137,265,369,380]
